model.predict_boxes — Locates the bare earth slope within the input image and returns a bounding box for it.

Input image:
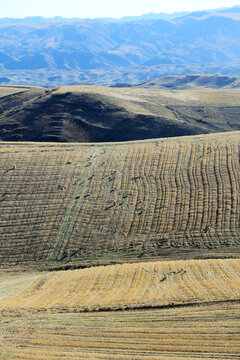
[0,131,239,270]
[1,85,240,142]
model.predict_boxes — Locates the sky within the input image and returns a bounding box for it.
[1,0,240,19]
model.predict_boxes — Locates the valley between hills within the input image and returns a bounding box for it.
[0,82,240,359]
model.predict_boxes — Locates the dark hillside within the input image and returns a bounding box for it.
[1,85,240,143]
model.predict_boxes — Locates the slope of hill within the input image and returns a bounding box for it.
[1,85,240,142]
[0,6,240,86]
[126,74,240,89]
[1,259,239,313]
[2,302,239,360]
[1,128,240,359]
[0,131,239,270]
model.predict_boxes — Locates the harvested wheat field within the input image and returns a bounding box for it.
[0,131,240,269]
[1,302,240,359]
[1,131,240,359]
[0,258,240,313]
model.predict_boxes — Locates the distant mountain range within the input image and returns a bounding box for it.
[1,6,239,23]
[0,6,240,86]
[0,12,190,24]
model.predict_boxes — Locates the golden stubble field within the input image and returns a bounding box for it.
[1,257,240,359]
[1,131,240,359]
[0,258,239,313]
[1,301,240,359]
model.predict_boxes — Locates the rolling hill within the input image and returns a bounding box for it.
[122,74,240,89]
[1,130,240,359]
[1,75,240,359]
[1,85,240,142]
[1,258,239,313]
[0,131,239,270]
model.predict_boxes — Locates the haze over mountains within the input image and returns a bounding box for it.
[0,5,240,86]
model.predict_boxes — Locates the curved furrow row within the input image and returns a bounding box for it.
[140,150,158,235]
[135,261,157,305]
[206,143,218,246]
[220,145,232,236]
[194,143,205,232]
[151,143,167,236]
[125,145,143,238]
[172,143,187,235]
[162,143,178,236]
[165,143,179,236]
[184,142,198,244]
[226,143,238,234]
[50,267,88,307]
[27,271,76,309]
[134,144,152,235]
[213,144,225,244]
[120,145,140,242]
[232,142,240,236]
[156,143,172,235]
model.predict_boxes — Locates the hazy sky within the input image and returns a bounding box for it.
[1,0,240,18]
